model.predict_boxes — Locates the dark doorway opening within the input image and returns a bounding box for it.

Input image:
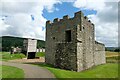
[65,30,71,42]
[27,52,36,59]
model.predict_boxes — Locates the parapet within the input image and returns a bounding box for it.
[95,41,105,46]
[46,20,52,25]
[74,11,84,18]
[84,16,88,20]
[53,18,60,22]
[63,15,69,19]
[84,16,94,26]
[46,11,94,26]
[88,20,91,23]
[92,23,94,26]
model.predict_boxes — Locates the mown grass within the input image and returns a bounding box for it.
[35,63,118,78]
[1,65,24,78]
[33,51,119,78]
[0,65,2,78]
[0,52,26,61]
[36,52,45,57]
[1,52,45,61]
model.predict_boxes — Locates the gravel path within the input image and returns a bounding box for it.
[1,61,55,78]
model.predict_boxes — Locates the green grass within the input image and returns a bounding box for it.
[35,63,118,78]
[1,65,24,78]
[0,52,45,61]
[33,51,119,78]
[0,52,26,61]
[36,52,45,57]
[0,65,2,78]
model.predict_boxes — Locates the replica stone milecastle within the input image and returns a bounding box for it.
[45,11,106,72]
[22,39,37,59]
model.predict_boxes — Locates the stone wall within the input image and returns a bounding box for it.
[45,14,78,66]
[76,12,95,71]
[55,42,77,71]
[94,41,106,65]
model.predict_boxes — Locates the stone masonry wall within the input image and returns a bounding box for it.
[76,12,95,71]
[55,42,77,71]
[94,41,106,65]
[46,14,78,66]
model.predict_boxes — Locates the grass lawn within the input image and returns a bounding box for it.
[0,52,26,61]
[0,65,1,78]
[1,65,24,78]
[33,51,119,78]
[0,52,45,61]
[36,52,45,57]
[35,63,118,78]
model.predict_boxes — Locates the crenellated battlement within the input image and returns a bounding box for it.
[92,23,94,26]
[84,16,88,20]
[63,15,69,19]
[46,20,52,25]
[84,16,94,26]
[46,11,94,27]
[74,11,84,18]
[53,18,60,23]
[88,20,91,23]
[46,11,84,24]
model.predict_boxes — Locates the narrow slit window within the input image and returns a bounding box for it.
[83,27,85,31]
[65,30,71,42]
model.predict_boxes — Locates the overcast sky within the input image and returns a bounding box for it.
[0,0,119,47]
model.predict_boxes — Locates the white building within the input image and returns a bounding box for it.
[23,39,37,59]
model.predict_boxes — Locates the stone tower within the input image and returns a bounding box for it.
[45,11,106,72]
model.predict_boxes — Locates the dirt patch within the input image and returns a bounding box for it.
[8,57,45,63]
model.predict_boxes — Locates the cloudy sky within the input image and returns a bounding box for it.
[0,0,119,47]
